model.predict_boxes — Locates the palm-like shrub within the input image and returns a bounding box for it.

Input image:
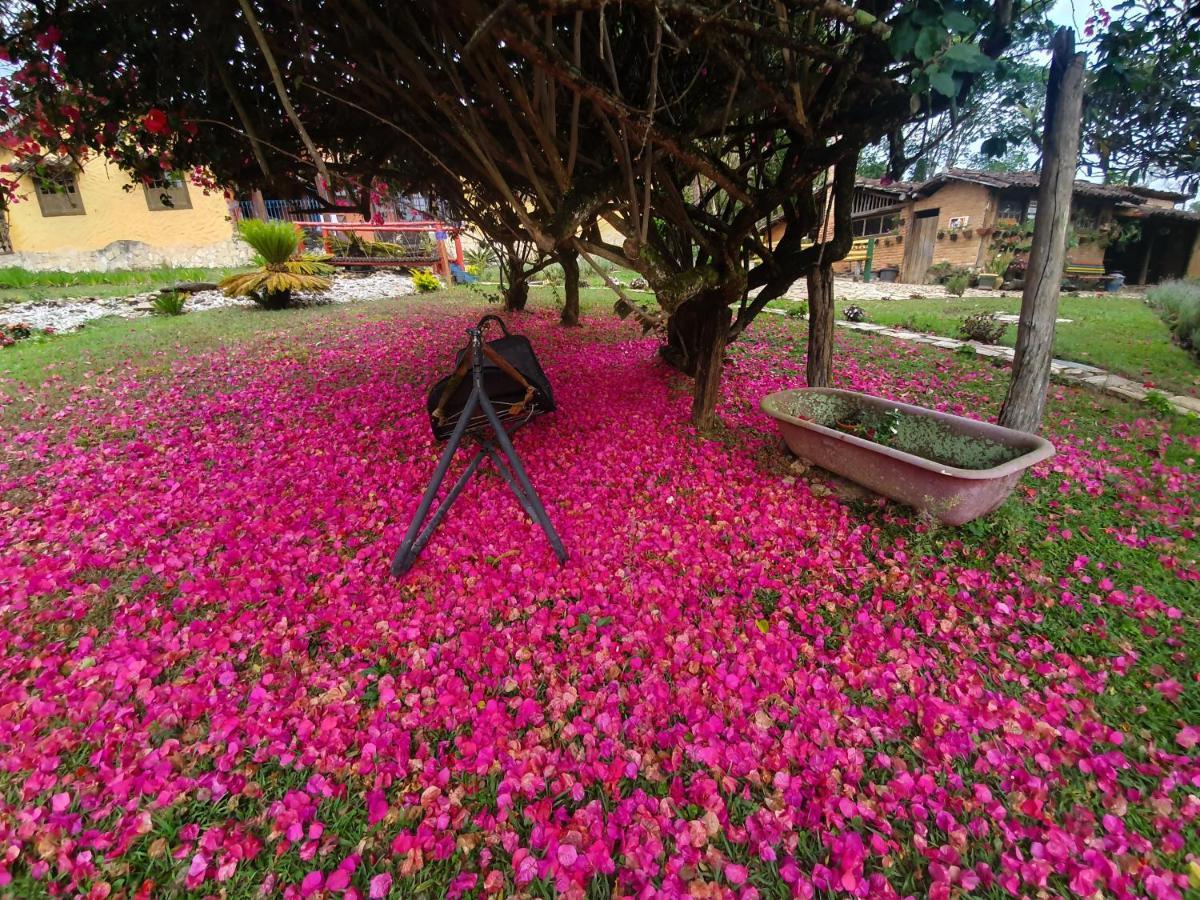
[220,220,334,309]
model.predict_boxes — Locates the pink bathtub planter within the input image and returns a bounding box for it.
[761,388,1055,525]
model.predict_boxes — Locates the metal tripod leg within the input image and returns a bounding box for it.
[391,390,480,576]
[483,443,538,520]
[477,391,568,564]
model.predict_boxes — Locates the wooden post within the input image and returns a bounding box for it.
[437,238,451,283]
[1137,229,1155,285]
[250,189,269,221]
[864,238,875,283]
[453,234,465,268]
[998,28,1086,433]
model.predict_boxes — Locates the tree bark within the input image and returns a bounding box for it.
[999,28,1085,433]
[660,288,732,430]
[660,300,707,377]
[689,294,732,431]
[503,252,529,312]
[806,264,836,387]
[558,246,580,325]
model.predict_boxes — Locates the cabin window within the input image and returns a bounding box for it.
[35,172,86,217]
[144,173,192,211]
[996,193,1026,223]
[853,213,899,237]
[1071,201,1100,229]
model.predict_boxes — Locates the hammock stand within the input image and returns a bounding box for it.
[391,317,567,575]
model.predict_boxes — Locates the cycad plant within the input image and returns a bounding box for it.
[219,219,334,309]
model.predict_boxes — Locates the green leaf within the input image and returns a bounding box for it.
[755,619,770,634]
[931,70,958,97]
[914,27,942,61]
[942,10,978,34]
[943,42,993,73]
[889,21,918,59]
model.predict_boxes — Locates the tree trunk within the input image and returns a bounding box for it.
[806,264,835,387]
[503,253,529,312]
[999,28,1085,433]
[690,296,731,431]
[660,300,707,377]
[558,247,580,326]
[660,289,732,430]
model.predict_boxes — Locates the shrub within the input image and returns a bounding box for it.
[0,321,52,347]
[1146,279,1200,361]
[1143,389,1176,417]
[412,269,442,293]
[220,219,333,309]
[629,276,649,290]
[843,304,866,322]
[464,245,495,271]
[153,291,187,316]
[987,251,1015,277]
[958,311,1007,344]
[945,273,971,296]
[786,301,808,319]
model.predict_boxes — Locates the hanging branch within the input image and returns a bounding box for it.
[235,0,332,195]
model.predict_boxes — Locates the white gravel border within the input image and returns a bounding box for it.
[0,270,416,333]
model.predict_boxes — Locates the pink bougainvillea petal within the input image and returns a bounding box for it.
[0,306,1195,897]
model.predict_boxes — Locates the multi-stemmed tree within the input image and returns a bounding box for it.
[2,0,1020,426]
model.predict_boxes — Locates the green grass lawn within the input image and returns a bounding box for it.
[0,266,249,307]
[777,292,1200,397]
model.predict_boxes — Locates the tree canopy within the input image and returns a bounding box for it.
[869,0,1200,191]
[2,0,1028,425]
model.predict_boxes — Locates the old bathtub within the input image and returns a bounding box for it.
[761,388,1055,524]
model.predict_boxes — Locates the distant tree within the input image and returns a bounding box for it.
[856,148,889,180]
[886,0,1200,191]
[1083,0,1200,190]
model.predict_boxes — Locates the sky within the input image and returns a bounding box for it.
[1049,0,1090,31]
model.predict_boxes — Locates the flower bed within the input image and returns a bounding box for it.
[0,306,1197,897]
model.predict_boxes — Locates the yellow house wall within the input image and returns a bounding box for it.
[5,156,234,253]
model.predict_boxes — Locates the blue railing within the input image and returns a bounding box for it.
[232,194,457,225]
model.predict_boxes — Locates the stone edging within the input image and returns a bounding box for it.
[762,307,1200,418]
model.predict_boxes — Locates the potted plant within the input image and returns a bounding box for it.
[976,251,1013,290]
[876,265,899,282]
[761,388,1055,525]
[937,229,947,239]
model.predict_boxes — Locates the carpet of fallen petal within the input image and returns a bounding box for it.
[0,301,1197,899]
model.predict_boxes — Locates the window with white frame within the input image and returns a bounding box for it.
[143,173,192,211]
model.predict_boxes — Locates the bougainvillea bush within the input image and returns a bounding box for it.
[0,302,1197,898]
